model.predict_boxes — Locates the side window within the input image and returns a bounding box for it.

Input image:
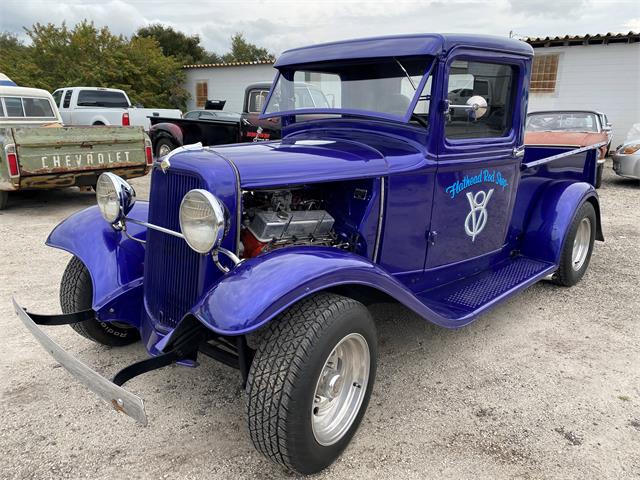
[445,60,515,140]
[0,100,5,117]
[248,89,269,113]
[4,97,25,117]
[23,97,55,118]
[52,90,63,107]
[63,90,72,108]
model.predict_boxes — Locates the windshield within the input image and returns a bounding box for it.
[526,112,599,133]
[263,55,434,121]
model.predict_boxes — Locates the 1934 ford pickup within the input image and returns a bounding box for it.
[13,34,605,475]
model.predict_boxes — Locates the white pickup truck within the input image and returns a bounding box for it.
[53,87,182,131]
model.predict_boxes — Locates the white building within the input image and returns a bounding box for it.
[525,31,640,147]
[183,60,275,113]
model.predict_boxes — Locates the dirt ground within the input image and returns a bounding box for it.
[0,165,638,480]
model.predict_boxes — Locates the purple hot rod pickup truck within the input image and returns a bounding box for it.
[14,34,605,474]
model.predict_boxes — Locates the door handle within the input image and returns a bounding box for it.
[513,146,525,158]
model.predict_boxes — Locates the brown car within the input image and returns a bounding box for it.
[525,110,609,188]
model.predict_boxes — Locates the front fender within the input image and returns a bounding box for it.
[191,247,452,335]
[521,181,602,264]
[46,203,149,310]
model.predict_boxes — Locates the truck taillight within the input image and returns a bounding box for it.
[5,144,19,178]
[122,112,130,126]
[144,139,153,166]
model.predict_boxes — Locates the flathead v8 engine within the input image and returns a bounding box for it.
[240,188,339,258]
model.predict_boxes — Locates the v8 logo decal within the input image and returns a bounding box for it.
[464,189,494,242]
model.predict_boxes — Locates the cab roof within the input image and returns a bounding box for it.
[274,33,534,67]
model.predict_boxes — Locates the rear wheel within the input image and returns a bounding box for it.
[246,293,377,475]
[0,191,8,210]
[553,202,596,287]
[155,137,176,158]
[60,256,139,346]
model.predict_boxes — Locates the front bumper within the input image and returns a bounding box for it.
[12,298,148,425]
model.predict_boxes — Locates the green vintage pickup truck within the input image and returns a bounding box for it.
[0,78,152,210]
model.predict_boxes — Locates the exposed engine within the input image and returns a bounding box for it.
[240,188,340,258]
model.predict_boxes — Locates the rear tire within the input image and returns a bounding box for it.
[155,137,176,158]
[553,202,596,287]
[246,293,377,475]
[60,256,139,346]
[0,191,8,210]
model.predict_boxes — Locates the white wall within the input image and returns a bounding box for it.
[528,42,640,147]
[184,64,276,113]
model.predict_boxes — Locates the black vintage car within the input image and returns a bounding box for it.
[149,82,282,157]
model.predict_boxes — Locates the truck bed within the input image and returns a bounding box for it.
[149,116,241,148]
[2,125,149,190]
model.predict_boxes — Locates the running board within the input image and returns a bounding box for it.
[417,256,556,321]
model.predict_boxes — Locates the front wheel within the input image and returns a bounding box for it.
[246,293,377,475]
[553,202,596,287]
[60,256,140,346]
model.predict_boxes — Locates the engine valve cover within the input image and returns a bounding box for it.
[248,210,335,242]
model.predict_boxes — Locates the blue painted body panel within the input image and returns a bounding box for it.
[274,33,533,67]
[42,34,601,355]
[46,203,148,312]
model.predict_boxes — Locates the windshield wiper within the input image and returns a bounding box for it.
[394,57,417,91]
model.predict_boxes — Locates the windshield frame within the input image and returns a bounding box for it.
[259,56,436,124]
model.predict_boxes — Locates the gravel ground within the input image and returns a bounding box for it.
[0,165,638,480]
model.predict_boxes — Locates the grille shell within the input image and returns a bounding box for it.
[144,169,204,330]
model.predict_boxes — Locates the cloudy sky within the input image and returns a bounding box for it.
[1,0,639,56]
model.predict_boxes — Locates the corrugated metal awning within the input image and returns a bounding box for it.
[183,60,274,69]
[526,31,639,47]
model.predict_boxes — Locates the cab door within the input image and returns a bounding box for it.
[425,54,526,269]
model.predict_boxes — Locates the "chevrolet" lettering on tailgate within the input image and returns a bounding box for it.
[40,151,132,169]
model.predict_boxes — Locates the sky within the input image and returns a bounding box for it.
[1,0,639,56]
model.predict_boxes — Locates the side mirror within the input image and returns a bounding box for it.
[447,95,488,120]
[603,125,612,132]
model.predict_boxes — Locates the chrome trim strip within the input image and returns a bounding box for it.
[208,148,243,256]
[126,217,185,239]
[12,297,148,425]
[373,177,385,263]
[522,142,607,169]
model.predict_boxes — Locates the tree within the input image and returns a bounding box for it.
[0,21,188,109]
[221,33,274,63]
[135,24,220,64]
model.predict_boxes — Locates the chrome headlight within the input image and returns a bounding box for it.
[179,189,226,254]
[96,172,136,224]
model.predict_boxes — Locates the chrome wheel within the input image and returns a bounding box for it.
[311,333,370,446]
[158,144,172,157]
[571,217,592,271]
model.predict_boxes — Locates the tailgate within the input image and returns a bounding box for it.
[12,126,147,176]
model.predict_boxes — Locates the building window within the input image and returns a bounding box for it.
[530,54,559,93]
[195,81,208,108]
